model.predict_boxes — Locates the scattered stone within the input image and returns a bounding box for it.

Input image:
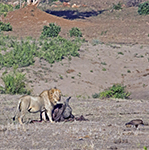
[108,146,118,150]
[114,138,128,144]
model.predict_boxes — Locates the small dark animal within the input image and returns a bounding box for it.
[52,97,74,122]
[125,119,144,128]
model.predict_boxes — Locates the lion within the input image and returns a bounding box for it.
[13,87,61,124]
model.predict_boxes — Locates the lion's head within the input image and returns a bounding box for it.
[48,87,61,105]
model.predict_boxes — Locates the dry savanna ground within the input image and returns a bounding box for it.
[0,0,149,149]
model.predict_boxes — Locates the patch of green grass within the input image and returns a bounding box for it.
[76,95,81,99]
[101,62,107,65]
[118,52,124,55]
[100,84,130,99]
[101,30,107,35]
[59,74,63,79]
[140,45,143,49]
[102,68,106,71]
[143,146,147,150]
[77,72,81,77]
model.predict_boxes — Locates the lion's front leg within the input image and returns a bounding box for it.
[46,110,54,123]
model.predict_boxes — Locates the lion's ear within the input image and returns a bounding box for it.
[50,89,54,94]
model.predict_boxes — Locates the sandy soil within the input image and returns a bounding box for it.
[0,0,149,149]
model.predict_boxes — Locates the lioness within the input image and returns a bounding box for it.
[13,87,61,124]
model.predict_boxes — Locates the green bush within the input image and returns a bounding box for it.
[0,40,37,67]
[0,22,12,31]
[0,3,13,17]
[38,36,80,63]
[40,23,61,38]
[100,84,130,99]
[0,69,31,94]
[69,27,82,37]
[113,2,122,10]
[15,5,20,9]
[138,1,149,15]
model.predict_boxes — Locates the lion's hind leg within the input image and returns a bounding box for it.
[39,111,48,122]
[18,110,28,124]
[17,98,30,124]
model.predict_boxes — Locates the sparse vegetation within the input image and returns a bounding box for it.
[113,2,122,10]
[101,62,107,65]
[59,74,63,79]
[92,39,103,45]
[92,93,100,98]
[0,39,37,68]
[101,30,107,35]
[0,33,81,67]
[69,27,82,37]
[38,36,81,63]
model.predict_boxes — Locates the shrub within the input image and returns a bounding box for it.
[100,84,130,99]
[69,27,82,37]
[38,36,80,63]
[0,3,13,17]
[113,2,122,10]
[0,40,37,67]
[138,1,149,15]
[0,69,31,94]
[40,23,61,38]
[0,22,12,31]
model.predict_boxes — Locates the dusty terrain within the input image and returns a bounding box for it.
[0,0,149,149]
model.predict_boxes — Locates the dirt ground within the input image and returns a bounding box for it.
[0,0,149,149]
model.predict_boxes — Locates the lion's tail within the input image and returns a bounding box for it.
[13,99,22,121]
